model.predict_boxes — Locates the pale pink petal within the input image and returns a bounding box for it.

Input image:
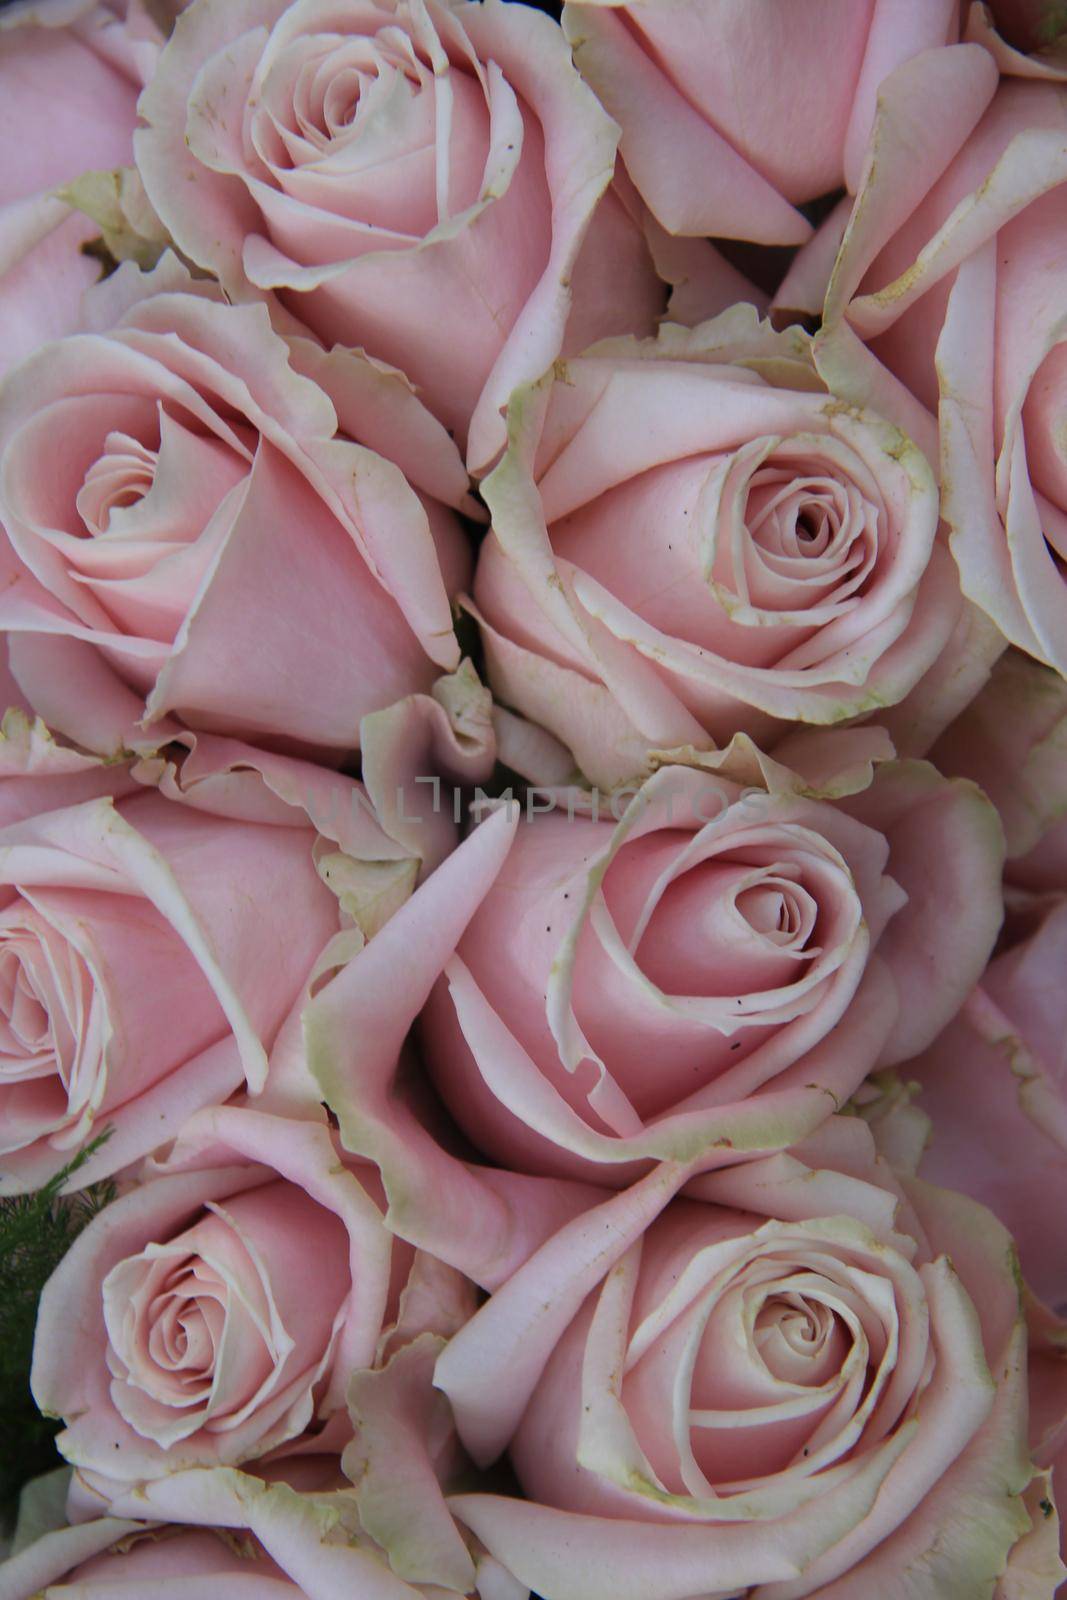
[826,44,998,324]
[561,3,812,245]
[145,442,436,749]
[843,0,959,190]
[840,761,1005,1061]
[345,1333,476,1592]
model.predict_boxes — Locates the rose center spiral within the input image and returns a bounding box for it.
[76,432,158,537]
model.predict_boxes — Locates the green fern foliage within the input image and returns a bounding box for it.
[0,1134,115,1527]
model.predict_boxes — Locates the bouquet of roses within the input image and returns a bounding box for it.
[1,0,1067,1596]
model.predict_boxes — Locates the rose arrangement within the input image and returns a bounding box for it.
[2,3,1067,1599]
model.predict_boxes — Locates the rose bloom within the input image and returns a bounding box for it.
[560,0,958,248]
[472,310,953,789]
[931,648,1067,893]
[29,1105,477,1505]
[135,0,663,474]
[905,651,1067,1313]
[66,1337,521,1598]
[914,903,1067,1313]
[0,1527,328,1600]
[0,717,445,1193]
[819,53,1067,677]
[0,256,473,756]
[0,0,178,379]
[309,732,1003,1200]
[0,1452,502,1600]
[884,652,1067,1576]
[432,1114,1053,1600]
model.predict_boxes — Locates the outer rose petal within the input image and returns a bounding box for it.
[0,17,140,206]
[914,980,1067,1312]
[140,659,494,883]
[0,1518,164,1600]
[0,706,139,826]
[0,0,174,86]
[826,61,1067,673]
[563,0,957,241]
[471,602,685,791]
[839,759,1005,1062]
[141,440,440,747]
[824,44,1000,327]
[0,1473,436,1599]
[931,648,1067,865]
[346,1334,477,1593]
[4,632,177,762]
[0,204,100,382]
[435,1158,729,1470]
[994,1473,1067,1599]
[876,599,1006,760]
[562,0,813,245]
[0,0,164,379]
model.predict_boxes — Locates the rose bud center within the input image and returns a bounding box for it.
[76,432,158,534]
[628,855,822,997]
[102,1182,352,1452]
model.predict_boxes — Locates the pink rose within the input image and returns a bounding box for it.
[913,917,1067,1313]
[432,1116,1049,1600]
[893,653,1067,1545]
[77,1341,519,1596]
[931,649,1067,886]
[471,311,953,788]
[0,1526,320,1599]
[135,0,663,474]
[0,710,471,1192]
[30,1106,476,1503]
[0,1455,502,1599]
[906,651,1067,1309]
[0,257,473,756]
[820,58,1067,676]
[0,0,171,379]
[561,0,958,246]
[308,733,1002,1208]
